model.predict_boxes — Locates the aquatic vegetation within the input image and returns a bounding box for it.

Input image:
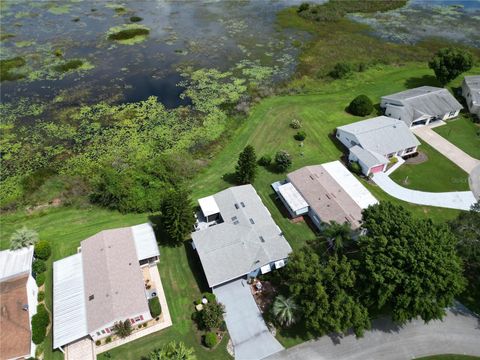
[130,15,143,22]
[14,40,35,48]
[48,4,71,15]
[0,33,15,41]
[107,24,150,45]
[0,57,26,81]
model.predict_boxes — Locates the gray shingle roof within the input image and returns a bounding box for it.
[350,145,388,168]
[337,116,420,155]
[464,75,480,105]
[191,185,292,288]
[382,86,463,126]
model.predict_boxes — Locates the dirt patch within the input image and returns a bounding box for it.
[405,151,428,164]
[251,280,277,314]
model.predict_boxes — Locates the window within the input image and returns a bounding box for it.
[449,111,457,117]
[336,133,340,138]
[135,316,142,322]
[96,332,101,336]
[101,330,105,334]
[140,315,144,320]
[405,147,415,153]
[130,318,135,324]
[106,328,110,333]
[249,218,255,224]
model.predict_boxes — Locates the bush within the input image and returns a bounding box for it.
[34,240,51,260]
[275,151,292,172]
[294,131,307,141]
[200,302,225,330]
[95,340,101,346]
[37,291,45,302]
[330,62,352,79]
[258,155,272,167]
[297,2,309,13]
[149,297,162,318]
[290,119,302,129]
[389,157,398,165]
[204,332,217,348]
[36,273,46,287]
[113,319,132,338]
[32,259,46,275]
[106,336,112,343]
[349,161,362,175]
[31,304,49,345]
[348,95,373,116]
[202,292,216,304]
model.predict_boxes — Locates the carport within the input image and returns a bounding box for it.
[213,279,284,360]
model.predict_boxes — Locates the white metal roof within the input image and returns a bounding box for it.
[0,246,34,281]
[53,253,88,349]
[131,223,160,261]
[322,161,379,210]
[278,182,308,212]
[198,195,220,217]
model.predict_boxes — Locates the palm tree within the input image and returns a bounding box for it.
[149,341,196,360]
[272,295,298,327]
[322,221,352,253]
[10,226,39,250]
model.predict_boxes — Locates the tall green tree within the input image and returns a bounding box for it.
[322,221,353,254]
[160,187,195,245]
[275,150,292,172]
[272,295,298,327]
[428,47,473,85]
[149,341,196,360]
[10,226,39,250]
[235,145,257,184]
[358,202,465,324]
[286,248,370,337]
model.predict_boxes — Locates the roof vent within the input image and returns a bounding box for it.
[22,304,29,311]
[231,216,237,221]
[89,294,94,301]
[234,203,239,209]
[240,202,245,208]
[233,220,240,225]
[249,218,255,224]
[259,236,265,243]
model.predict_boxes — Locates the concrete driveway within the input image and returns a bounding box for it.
[372,172,476,211]
[413,125,480,173]
[266,305,480,360]
[213,279,284,360]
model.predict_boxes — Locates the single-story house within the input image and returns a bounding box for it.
[276,161,378,230]
[191,185,292,289]
[53,223,159,351]
[462,75,480,118]
[380,86,463,127]
[336,116,421,176]
[0,246,38,360]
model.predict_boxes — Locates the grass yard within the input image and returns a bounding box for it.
[433,117,480,160]
[0,208,231,360]
[390,141,470,192]
[417,355,480,360]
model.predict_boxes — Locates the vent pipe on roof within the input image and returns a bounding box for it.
[22,304,29,311]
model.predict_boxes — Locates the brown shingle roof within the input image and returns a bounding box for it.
[288,165,364,229]
[0,274,31,360]
[81,228,150,332]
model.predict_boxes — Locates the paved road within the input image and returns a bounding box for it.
[413,125,480,173]
[214,279,284,360]
[372,172,476,211]
[266,305,480,360]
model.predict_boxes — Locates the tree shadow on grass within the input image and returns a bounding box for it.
[374,103,383,116]
[184,241,210,294]
[404,75,441,89]
[222,172,238,185]
[148,214,181,248]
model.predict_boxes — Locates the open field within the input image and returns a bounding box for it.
[434,117,480,160]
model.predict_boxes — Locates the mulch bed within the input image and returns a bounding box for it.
[251,280,277,314]
[404,151,428,164]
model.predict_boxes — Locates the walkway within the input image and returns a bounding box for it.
[65,337,95,360]
[213,278,284,360]
[266,305,480,360]
[372,172,476,211]
[412,125,480,173]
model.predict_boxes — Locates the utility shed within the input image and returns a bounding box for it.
[131,223,160,263]
[277,182,309,217]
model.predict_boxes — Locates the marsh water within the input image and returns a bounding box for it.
[1,0,479,109]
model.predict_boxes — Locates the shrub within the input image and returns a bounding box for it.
[149,297,162,318]
[36,273,46,287]
[95,340,101,346]
[330,62,352,79]
[275,151,292,172]
[294,131,307,141]
[34,240,51,260]
[297,2,309,13]
[204,332,217,348]
[31,304,49,345]
[113,319,132,338]
[349,161,362,175]
[290,119,302,129]
[37,291,45,302]
[202,292,216,304]
[32,259,46,275]
[348,95,373,116]
[106,336,112,343]
[258,155,272,167]
[389,157,399,165]
[200,302,225,330]
[10,226,38,250]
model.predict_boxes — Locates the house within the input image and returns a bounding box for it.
[191,185,292,289]
[462,75,480,118]
[0,246,38,360]
[53,223,159,351]
[380,86,463,127]
[336,116,421,176]
[275,161,378,230]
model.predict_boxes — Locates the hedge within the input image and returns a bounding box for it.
[204,332,217,348]
[37,291,45,302]
[32,259,46,275]
[36,273,46,287]
[149,297,162,318]
[31,304,49,345]
[34,240,51,260]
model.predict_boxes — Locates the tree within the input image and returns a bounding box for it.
[347,95,373,116]
[113,319,132,338]
[275,150,292,172]
[358,202,465,324]
[272,295,298,327]
[160,187,195,244]
[286,248,370,337]
[199,302,225,330]
[149,341,196,360]
[428,47,473,85]
[10,226,39,250]
[235,145,257,184]
[322,221,353,254]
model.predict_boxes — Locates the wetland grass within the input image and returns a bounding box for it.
[53,59,84,73]
[107,24,150,45]
[0,56,26,81]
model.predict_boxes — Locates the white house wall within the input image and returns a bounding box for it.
[336,129,359,149]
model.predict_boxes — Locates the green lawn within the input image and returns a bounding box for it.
[390,141,470,192]
[434,117,480,159]
[417,355,480,360]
